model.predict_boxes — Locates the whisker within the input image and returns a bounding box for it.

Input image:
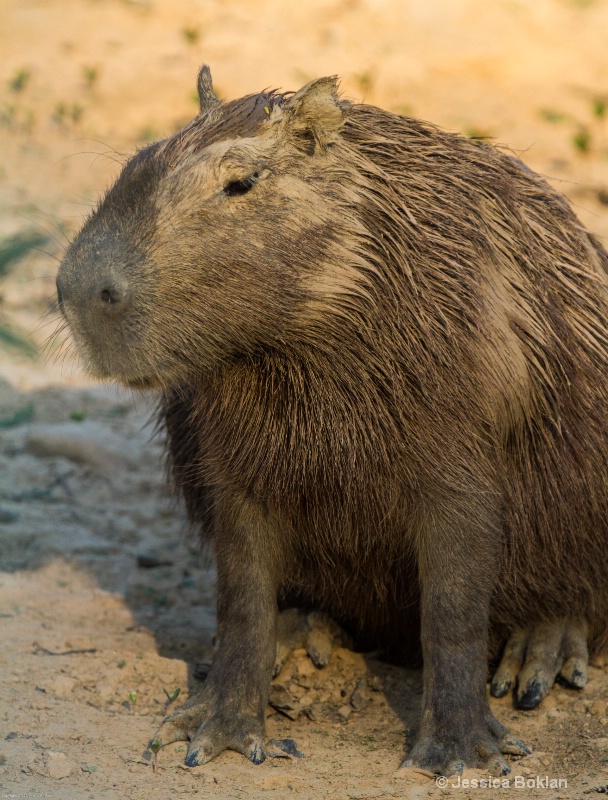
[90,150,125,169]
[55,150,125,167]
[19,214,68,253]
[75,137,129,162]
[34,315,63,335]
[32,248,62,264]
[26,209,72,246]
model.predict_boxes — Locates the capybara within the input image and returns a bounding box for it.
[56,65,608,775]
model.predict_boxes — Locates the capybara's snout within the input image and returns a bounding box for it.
[56,266,131,320]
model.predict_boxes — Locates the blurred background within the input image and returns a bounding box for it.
[1,0,608,379]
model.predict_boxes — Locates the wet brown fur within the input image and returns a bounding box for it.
[154,89,608,663]
[57,73,608,768]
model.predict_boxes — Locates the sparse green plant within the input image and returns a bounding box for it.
[0,405,34,429]
[182,26,200,45]
[464,126,492,141]
[539,107,568,124]
[10,68,30,93]
[139,125,160,142]
[0,230,49,359]
[354,70,374,94]
[0,230,49,276]
[53,102,84,126]
[572,127,591,154]
[70,410,86,422]
[82,65,99,90]
[592,96,607,120]
[0,104,16,126]
[394,104,413,117]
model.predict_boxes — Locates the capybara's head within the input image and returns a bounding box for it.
[56,67,371,389]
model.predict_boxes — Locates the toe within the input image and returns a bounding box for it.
[185,738,218,767]
[151,716,191,749]
[497,734,531,756]
[242,733,266,765]
[558,656,587,688]
[559,620,588,688]
[491,628,528,698]
[306,627,333,668]
[479,752,511,776]
[444,759,465,776]
[516,670,551,709]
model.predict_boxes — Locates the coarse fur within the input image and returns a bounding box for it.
[57,69,608,772]
[159,85,608,658]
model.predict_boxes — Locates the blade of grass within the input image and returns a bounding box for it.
[0,324,38,358]
[0,231,50,276]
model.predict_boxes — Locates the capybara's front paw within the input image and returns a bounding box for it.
[149,692,302,767]
[150,697,264,765]
[400,712,529,776]
[491,618,588,708]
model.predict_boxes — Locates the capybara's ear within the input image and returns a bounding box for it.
[282,76,348,150]
[197,64,220,115]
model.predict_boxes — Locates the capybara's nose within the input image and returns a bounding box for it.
[91,275,131,316]
[97,281,128,309]
[56,268,131,318]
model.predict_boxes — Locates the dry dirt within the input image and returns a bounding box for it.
[1,1,608,798]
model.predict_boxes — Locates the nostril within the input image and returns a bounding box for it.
[99,286,124,305]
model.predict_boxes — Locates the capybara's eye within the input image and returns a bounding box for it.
[223,173,259,197]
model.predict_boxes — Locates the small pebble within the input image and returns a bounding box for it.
[589,700,607,717]
[45,751,75,779]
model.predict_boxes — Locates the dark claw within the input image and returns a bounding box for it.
[569,669,586,688]
[267,738,304,758]
[516,679,546,709]
[248,743,265,765]
[184,749,201,768]
[556,669,586,689]
[490,679,512,698]
[499,736,531,756]
[307,646,330,668]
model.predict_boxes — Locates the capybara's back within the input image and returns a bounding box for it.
[57,67,608,775]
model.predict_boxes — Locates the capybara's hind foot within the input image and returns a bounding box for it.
[149,696,302,767]
[400,713,529,776]
[491,617,588,708]
[274,608,351,677]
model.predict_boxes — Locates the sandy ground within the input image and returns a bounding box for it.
[1,0,608,798]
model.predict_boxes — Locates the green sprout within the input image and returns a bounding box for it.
[182,27,200,45]
[10,68,30,93]
[572,127,591,154]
